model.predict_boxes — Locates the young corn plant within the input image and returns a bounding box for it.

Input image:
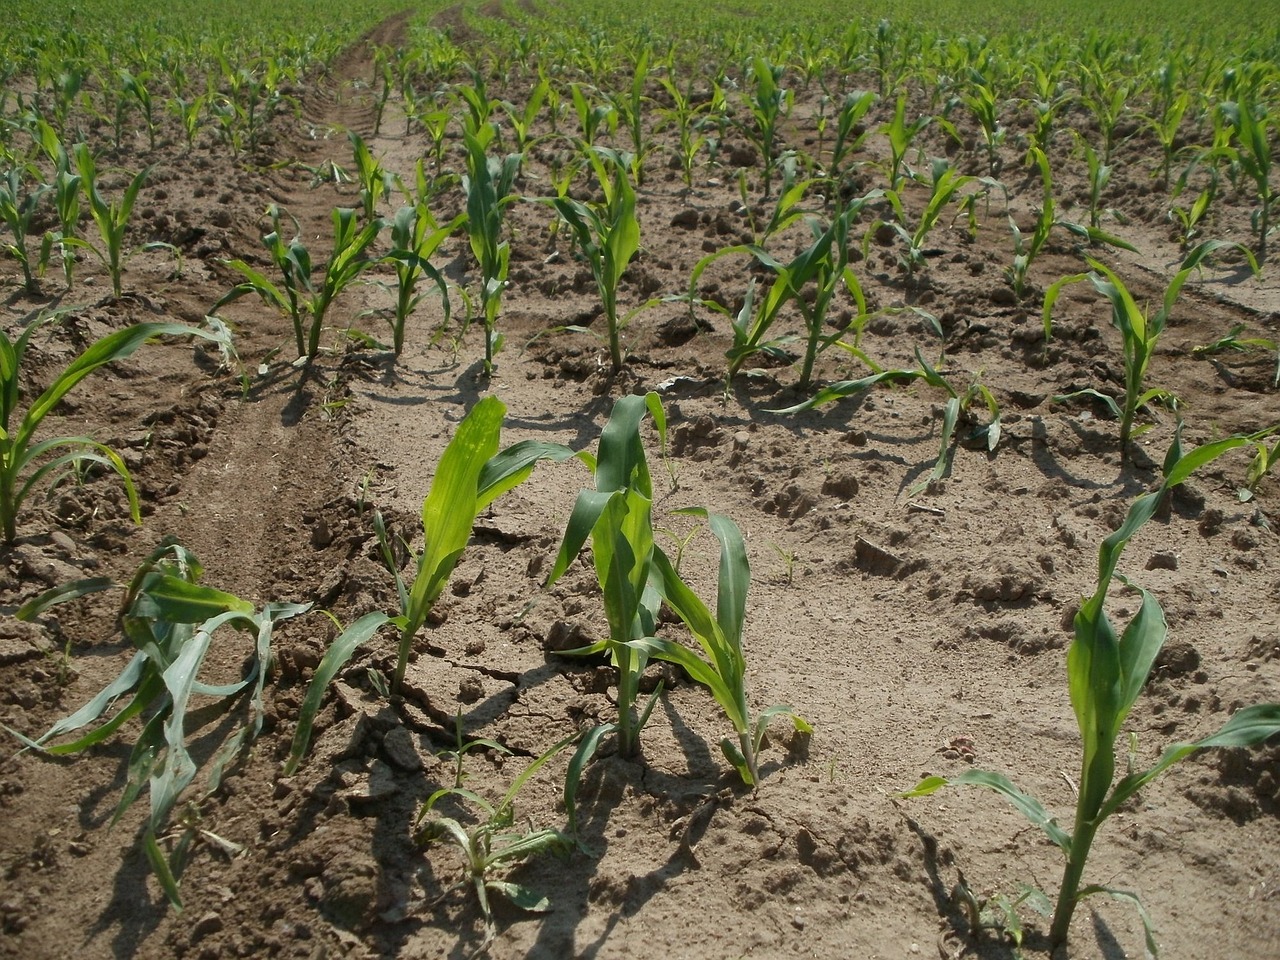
[378,202,464,356]
[638,509,810,786]
[547,147,644,373]
[878,159,975,281]
[462,126,522,376]
[32,120,82,289]
[545,393,669,762]
[214,204,382,363]
[1005,148,1136,301]
[904,428,1280,954]
[1044,240,1259,460]
[826,89,877,178]
[499,73,550,154]
[880,94,932,192]
[348,130,397,223]
[569,83,617,149]
[0,164,50,294]
[1214,100,1275,260]
[738,57,791,197]
[689,192,878,390]
[0,315,231,545]
[283,396,584,774]
[612,49,654,185]
[73,142,153,299]
[416,734,575,953]
[12,540,309,909]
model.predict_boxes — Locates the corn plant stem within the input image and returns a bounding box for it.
[739,730,760,785]
[1,469,16,544]
[392,612,427,695]
[1050,818,1100,947]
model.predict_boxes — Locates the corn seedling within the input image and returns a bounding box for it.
[1214,100,1275,260]
[0,164,50,294]
[904,428,1280,954]
[960,68,1006,176]
[1044,240,1259,459]
[610,48,653,185]
[462,126,522,375]
[72,142,154,299]
[416,733,574,953]
[500,73,550,154]
[880,94,932,192]
[348,130,397,223]
[119,68,159,151]
[0,315,231,544]
[879,159,975,280]
[638,509,810,785]
[11,539,309,909]
[739,57,791,197]
[1239,435,1280,501]
[31,121,81,288]
[689,191,878,389]
[1005,149,1137,301]
[378,202,464,356]
[827,89,877,178]
[569,82,617,149]
[284,397,582,771]
[547,147,647,373]
[214,204,382,362]
[1168,183,1216,250]
[1191,323,1280,388]
[545,392,669,762]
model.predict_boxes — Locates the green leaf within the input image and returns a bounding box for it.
[284,612,393,775]
[902,769,1072,851]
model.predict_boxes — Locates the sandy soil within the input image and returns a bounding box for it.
[1,9,1278,960]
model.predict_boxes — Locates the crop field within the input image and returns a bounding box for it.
[1,1,1279,957]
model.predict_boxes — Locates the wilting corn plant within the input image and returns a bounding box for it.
[545,392,670,761]
[904,428,1280,954]
[13,539,309,908]
[0,315,231,544]
[1044,240,1259,460]
[378,200,464,356]
[1191,322,1280,389]
[773,346,1000,493]
[637,508,809,786]
[462,125,522,375]
[214,204,382,362]
[547,147,644,373]
[416,733,575,953]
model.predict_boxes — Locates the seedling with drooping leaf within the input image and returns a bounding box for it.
[11,539,309,909]
[904,427,1280,954]
[416,732,576,953]
[0,314,232,544]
